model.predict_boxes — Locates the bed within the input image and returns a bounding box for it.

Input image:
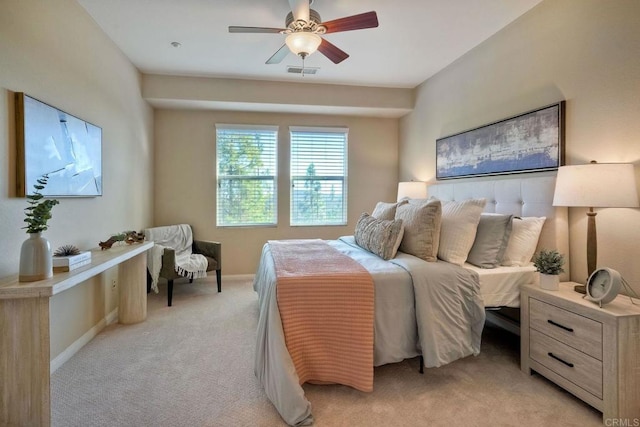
[253,176,568,426]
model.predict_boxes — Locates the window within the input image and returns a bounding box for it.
[216,124,277,227]
[290,126,348,226]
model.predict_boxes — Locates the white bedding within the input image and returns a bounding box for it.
[330,236,486,367]
[254,236,485,426]
[466,263,536,308]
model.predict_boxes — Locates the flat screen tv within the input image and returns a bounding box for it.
[15,93,102,197]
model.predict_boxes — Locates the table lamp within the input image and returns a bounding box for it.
[397,181,427,202]
[552,161,639,293]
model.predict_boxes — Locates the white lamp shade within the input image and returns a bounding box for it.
[553,163,639,208]
[285,32,322,56]
[397,181,427,202]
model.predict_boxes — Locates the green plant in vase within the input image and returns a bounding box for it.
[23,174,59,233]
[532,249,565,275]
[19,174,60,282]
[532,249,565,291]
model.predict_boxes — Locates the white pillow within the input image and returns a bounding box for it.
[437,198,487,266]
[501,217,546,266]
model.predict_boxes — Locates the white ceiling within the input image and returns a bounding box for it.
[77,0,542,89]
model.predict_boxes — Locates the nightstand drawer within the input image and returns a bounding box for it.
[529,298,602,360]
[530,329,603,399]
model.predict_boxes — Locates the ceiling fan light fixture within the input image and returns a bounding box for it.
[285,32,321,57]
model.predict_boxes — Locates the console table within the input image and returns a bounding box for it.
[0,241,153,427]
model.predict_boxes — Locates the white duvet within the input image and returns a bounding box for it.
[253,236,485,426]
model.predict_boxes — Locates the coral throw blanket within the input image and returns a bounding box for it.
[269,239,375,392]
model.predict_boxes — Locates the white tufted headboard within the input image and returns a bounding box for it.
[428,176,570,282]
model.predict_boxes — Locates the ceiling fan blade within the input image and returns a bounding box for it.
[321,11,379,33]
[289,0,310,22]
[229,26,285,34]
[317,38,349,64]
[266,44,290,64]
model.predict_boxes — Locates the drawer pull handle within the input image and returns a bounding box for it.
[548,352,574,368]
[547,319,574,332]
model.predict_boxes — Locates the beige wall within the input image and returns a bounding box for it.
[400,0,640,292]
[0,0,154,359]
[142,74,414,118]
[154,109,399,274]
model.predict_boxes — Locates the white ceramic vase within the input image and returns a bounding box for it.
[539,272,559,291]
[19,232,53,282]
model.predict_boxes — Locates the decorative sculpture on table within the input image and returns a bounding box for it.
[99,230,145,250]
[53,244,81,257]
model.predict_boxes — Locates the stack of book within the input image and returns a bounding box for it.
[52,251,92,273]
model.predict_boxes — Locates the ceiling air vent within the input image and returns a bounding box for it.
[286,66,319,75]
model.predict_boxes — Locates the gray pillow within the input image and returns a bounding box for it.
[466,213,513,268]
[354,213,405,260]
[371,200,407,221]
[395,199,442,262]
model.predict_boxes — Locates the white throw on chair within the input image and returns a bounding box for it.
[145,224,221,306]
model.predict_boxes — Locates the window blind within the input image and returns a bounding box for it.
[216,124,277,227]
[290,127,348,226]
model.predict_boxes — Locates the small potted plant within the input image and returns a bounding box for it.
[532,249,565,291]
[19,175,60,282]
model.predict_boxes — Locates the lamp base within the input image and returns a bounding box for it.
[574,284,587,294]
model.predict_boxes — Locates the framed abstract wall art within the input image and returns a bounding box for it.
[15,93,102,197]
[436,102,565,180]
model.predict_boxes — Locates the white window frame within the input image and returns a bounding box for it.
[215,124,278,227]
[289,126,348,226]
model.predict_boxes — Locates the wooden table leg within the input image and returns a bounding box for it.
[0,296,51,427]
[117,253,147,324]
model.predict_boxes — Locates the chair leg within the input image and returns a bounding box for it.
[168,280,174,307]
[146,271,152,294]
[216,269,221,292]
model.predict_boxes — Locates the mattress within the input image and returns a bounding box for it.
[464,263,536,308]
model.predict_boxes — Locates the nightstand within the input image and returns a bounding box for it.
[521,282,640,423]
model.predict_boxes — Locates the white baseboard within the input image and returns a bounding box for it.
[106,307,119,325]
[50,307,119,374]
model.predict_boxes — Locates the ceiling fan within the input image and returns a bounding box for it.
[229,0,379,65]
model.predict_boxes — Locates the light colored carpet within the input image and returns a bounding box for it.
[52,276,603,426]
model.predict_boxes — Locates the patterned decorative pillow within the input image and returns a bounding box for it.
[438,198,487,266]
[394,199,442,262]
[371,200,407,221]
[354,213,405,260]
[466,213,513,268]
[501,216,547,266]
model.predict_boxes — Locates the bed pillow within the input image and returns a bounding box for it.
[466,213,513,268]
[394,199,441,262]
[354,213,405,260]
[437,198,487,266]
[371,200,407,221]
[501,216,547,266]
